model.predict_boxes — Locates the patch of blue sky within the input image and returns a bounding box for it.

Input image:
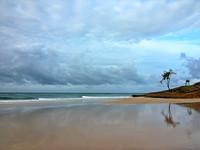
[157,29,200,44]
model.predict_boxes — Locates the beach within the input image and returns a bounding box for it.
[1,0,200,149]
[103,97,200,104]
[0,98,200,150]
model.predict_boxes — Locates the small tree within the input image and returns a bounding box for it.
[185,80,190,86]
[160,69,176,90]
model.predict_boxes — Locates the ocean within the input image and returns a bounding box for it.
[0,93,142,104]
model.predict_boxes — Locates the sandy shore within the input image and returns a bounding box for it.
[103,97,200,104]
[1,98,200,149]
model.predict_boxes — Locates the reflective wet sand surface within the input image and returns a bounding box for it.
[0,103,200,150]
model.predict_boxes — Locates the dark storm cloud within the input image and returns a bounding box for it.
[0,45,144,85]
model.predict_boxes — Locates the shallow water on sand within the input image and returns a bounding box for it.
[0,102,200,150]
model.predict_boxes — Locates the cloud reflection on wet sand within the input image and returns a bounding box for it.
[0,103,200,150]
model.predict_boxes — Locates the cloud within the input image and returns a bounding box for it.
[185,58,200,79]
[0,44,144,85]
[180,53,200,79]
[180,53,187,59]
[0,0,200,41]
[0,0,200,92]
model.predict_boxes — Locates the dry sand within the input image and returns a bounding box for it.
[103,97,200,104]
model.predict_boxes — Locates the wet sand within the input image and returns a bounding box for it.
[0,101,200,149]
[103,97,200,104]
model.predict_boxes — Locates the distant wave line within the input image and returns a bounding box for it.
[0,96,131,104]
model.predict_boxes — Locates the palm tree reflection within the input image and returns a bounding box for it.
[187,107,192,115]
[162,103,180,128]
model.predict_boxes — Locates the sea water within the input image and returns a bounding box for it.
[0,93,142,104]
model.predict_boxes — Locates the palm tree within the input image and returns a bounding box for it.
[185,80,190,86]
[160,69,176,90]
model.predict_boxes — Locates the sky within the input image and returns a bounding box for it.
[0,0,200,93]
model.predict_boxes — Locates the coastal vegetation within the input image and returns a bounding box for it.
[160,69,176,90]
[140,69,200,99]
[132,68,200,99]
[185,80,190,86]
[144,82,200,98]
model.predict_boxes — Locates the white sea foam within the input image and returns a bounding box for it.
[0,99,40,104]
[38,98,82,101]
[0,96,131,104]
[0,98,80,104]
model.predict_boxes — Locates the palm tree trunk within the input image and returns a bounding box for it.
[167,79,170,90]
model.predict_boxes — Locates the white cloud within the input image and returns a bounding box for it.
[1,0,200,40]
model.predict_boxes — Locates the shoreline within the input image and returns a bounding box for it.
[1,97,200,106]
[102,97,200,104]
